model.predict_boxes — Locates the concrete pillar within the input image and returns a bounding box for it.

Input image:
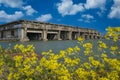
[91,35,94,39]
[20,28,25,41]
[43,29,48,41]
[58,30,62,40]
[20,27,29,41]
[68,31,72,40]
[24,27,27,38]
[88,32,90,39]
[75,33,78,39]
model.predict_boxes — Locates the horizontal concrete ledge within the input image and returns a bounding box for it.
[0,20,101,42]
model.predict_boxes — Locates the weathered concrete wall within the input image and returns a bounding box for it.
[0,20,101,41]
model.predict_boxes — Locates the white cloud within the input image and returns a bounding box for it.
[108,0,120,19]
[0,0,23,8]
[56,0,84,16]
[85,0,106,10]
[78,18,91,23]
[36,14,52,22]
[81,14,94,19]
[97,12,102,17]
[78,19,96,23]
[22,5,37,15]
[0,10,23,22]
[78,14,95,23]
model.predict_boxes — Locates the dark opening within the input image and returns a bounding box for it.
[27,33,42,41]
[80,32,84,36]
[72,32,77,40]
[85,35,88,39]
[89,35,91,39]
[47,34,57,40]
[60,31,68,40]
[11,30,14,37]
[97,36,100,39]
[1,31,3,38]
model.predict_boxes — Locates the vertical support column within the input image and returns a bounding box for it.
[21,28,25,41]
[20,22,29,41]
[24,27,27,39]
[68,31,72,40]
[87,32,90,40]
[82,32,85,39]
[58,30,61,40]
[91,34,94,40]
[92,32,95,40]
[20,27,29,41]
[43,29,48,41]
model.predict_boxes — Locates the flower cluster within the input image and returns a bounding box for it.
[0,27,120,80]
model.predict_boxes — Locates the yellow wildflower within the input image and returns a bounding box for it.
[77,36,84,42]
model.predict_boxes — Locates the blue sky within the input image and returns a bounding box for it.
[0,0,120,34]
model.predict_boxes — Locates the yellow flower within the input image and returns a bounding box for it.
[49,49,53,53]
[107,71,119,80]
[58,76,69,80]
[8,73,13,80]
[83,43,92,48]
[89,56,100,68]
[83,43,93,55]
[35,66,43,73]
[0,68,4,74]
[110,46,118,51]
[59,50,65,57]
[98,41,107,49]
[14,56,23,67]
[74,46,80,52]
[99,77,109,80]
[77,36,84,42]
[76,68,90,79]
[0,61,4,66]
[101,53,108,58]
[83,62,91,69]
[105,27,120,42]
[13,73,20,80]
[66,47,74,54]
[14,44,19,50]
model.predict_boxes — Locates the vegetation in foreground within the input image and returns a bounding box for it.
[0,27,120,80]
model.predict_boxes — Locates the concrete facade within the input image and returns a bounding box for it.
[0,20,101,41]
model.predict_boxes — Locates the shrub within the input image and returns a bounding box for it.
[0,27,120,80]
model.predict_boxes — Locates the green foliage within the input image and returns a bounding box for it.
[0,27,120,80]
